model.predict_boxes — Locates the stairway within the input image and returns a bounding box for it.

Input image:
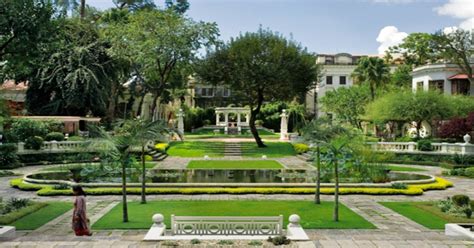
[224,142,242,157]
[146,145,168,161]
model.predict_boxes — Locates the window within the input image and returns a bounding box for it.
[326,76,333,85]
[339,76,346,85]
[416,81,423,91]
[223,88,230,97]
[201,88,214,97]
[452,80,470,95]
[429,80,444,92]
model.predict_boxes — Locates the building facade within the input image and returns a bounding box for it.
[411,63,474,96]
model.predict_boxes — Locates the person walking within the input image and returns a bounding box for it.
[72,186,91,236]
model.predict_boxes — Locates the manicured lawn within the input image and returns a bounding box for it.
[387,165,426,172]
[167,141,295,158]
[167,141,225,157]
[380,201,474,229]
[10,202,72,230]
[187,160,283,169]
[93,200,375,230]
[241,142,296,158]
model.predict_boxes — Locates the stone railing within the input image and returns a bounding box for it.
[170,215,283,236]
[367,142,474,155]
[16,141,87,154]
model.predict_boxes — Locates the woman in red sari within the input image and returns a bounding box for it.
[72,186,91,236]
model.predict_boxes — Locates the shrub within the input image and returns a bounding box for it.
[255,120,264,126]
[267,236,290,246]
[438,198,453,212]
[438,117,470,141]
[67,136,84,141]
[248,240,263,246]
[0,170,15,177]
[203,120,211,126]
[0,202,47,225]
[465,167,474,178]
[190,239,201,245]
[45,132,65,141]
[9,119,48,142]
[53,183,69,190]
[463,207,472,218]
[391,183,408,189]
[161,241,178,247]
[0,144,19,169]
[417,139,433,151]
[154,143,169,152]
[452,195,470,207]
[217,240,234,245]
[25,136,44,150]
[293,143,309,154]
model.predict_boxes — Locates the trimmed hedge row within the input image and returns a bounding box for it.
[11,177,453,196]
[0,202,47,225]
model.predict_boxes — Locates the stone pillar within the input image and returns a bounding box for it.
[215,113,220,126]
[246,114,250,125]
[280,109,288,140]
[176,109,185,136]
[237,113,241,127]
[224,113,229,126]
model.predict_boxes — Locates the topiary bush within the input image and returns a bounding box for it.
[25,136,44,150]
[293,143,309,154]
[452,195,470,207]
[417,139,433,151]
[45,132,65,141]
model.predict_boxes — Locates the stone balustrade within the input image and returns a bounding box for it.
[367,141,474,155]
[16,141,87,154]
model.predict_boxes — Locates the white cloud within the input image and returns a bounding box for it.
[376,26,408,54]
[434,0,474,30]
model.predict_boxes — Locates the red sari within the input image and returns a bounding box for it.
[72,195,90,236]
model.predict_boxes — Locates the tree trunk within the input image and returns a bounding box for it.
[149,93,160,121]
[141,145,146,204]
[121,159,128,222]
[105,83,118,124]
[369,81,376,100]
[315,146,321,204]
[80,0,86,20]
[249,112,265,148]
[333,159,339,222]
[137,93,145,118]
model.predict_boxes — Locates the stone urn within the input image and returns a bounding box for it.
[464,133,471,144]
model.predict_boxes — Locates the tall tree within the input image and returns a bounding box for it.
[198,28,320,147]
[351,57,390,100]
[389,33,440,67]
[113,0,156,10]
[432,29,474,86]
[26,20,117,116]
[105,9,218,120]
[320,86,371,129]
[53,0,78,15]
[0,0,55,81]
[165,0,190,14]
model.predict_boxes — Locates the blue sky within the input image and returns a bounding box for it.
[87,0,474,54]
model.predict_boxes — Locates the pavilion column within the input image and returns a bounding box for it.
[224,113,229,126]
[216,113,220,126]
[246,114,250,125]
[237,113,241,126]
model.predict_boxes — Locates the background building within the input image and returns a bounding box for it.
[412,63,474,96]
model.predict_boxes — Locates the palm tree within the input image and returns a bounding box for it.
[320,136,352,222]
[351,57,390,100]
[301,118,348,204]
[125,119,171,204]
[88,119,170,222]
[53,0,78,15]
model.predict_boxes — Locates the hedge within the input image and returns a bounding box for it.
[0,202,47,225]
[9,177,452,196]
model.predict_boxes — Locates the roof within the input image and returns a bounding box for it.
[448,74,474,80]
[0,80,28,91]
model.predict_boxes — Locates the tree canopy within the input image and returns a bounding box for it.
[197,28,320,147]
[351,57,390,100]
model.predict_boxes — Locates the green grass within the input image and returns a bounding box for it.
[380,201,474,229]
[93,200,375,230]
[167,141,225,157]
[167,141,295,158]
[387,165,426,172]
[10,201,72,230]
[187,160,283,169]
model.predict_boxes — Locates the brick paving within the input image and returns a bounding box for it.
[1,161,474,247]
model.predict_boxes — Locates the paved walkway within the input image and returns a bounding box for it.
[1,162,474,247]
